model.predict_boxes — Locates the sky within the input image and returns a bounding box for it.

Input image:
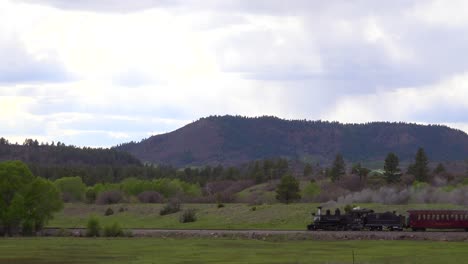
[1,0,468,147]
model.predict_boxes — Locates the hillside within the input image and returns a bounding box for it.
[115,116,468,166]
[0,138,141,166]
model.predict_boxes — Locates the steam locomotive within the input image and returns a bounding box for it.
[308,207,468,231]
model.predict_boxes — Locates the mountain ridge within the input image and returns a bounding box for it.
[115,115,468,166]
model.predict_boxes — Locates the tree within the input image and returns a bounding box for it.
[302,180,320,200]
[351,163,370,182]
[433,163,446,175]
[408,148,430,182]
[0,161,63,235]
[22,178,63,233]
[275,174,301,204]
[329,154,346,182]
[303,163,313,177]
[54,176,86,202]
[384,153,401,183]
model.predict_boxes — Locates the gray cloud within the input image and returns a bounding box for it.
[0,37,72,84]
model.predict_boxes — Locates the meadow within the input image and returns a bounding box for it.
[48,202,468,230]
[0,237,467,264]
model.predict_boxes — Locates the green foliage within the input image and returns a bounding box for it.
[275,174,301,204]
[303,163,313,177]
[0,161,62,235]
[54,176,86,202]
[384,152,401,183]
[408,147,430,182]
[344,204,356,213]
[86,216,101,237]
[85,188,97,204]
[179,209,197,223]
[433,163,446,175]
[105,207,114,216]
[351,163,370,181]
[103,222,124,237]
[412,181,429,191]
[301,181,320,199]
[329,154,345,182]
[160,199,181,215]
[22,178,63,231]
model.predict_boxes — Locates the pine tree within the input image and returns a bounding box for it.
[384,153,401,183]
[303,163,313,177]
[275,174,301,204]
[329,154,346,182]
[352,163,370,181]
[433,163,446,175]
[409,148,429,182]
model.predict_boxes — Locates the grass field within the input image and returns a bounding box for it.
[0,237,467,264]
[47,203,468,230]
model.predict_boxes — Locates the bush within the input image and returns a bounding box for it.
[344,204,356,213]
[217,203,225,208]
[96,190,123,205]
[86,217,101,237]
[302,181,321,201]
[21,220,34,236]
[103,222,124,237]
[54,176,86,202]
[179,209,197,223]
[85,189,97,204]
[160,199,181,215]
[104,207,114,216]
[137,191,163,203]
[119,207,125,212]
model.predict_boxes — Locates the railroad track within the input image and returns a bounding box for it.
[41,228,468,241]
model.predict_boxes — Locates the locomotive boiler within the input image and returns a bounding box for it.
[307,206,405,231]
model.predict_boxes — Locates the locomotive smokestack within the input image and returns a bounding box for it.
[317,206,322,216]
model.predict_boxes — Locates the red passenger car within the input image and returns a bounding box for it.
[408,210,468,231]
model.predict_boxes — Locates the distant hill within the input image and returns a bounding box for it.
[115,115,468,167]
[0,138,141,166]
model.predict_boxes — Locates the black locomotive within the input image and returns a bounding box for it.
[307,207,405,231]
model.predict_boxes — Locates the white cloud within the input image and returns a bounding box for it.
[409,0,468,27]
[1,0,468,147]
[324,72,468,124]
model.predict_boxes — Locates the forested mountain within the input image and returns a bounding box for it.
[0,138,141,166]
[0,138,144,184]
[115,115,468,167]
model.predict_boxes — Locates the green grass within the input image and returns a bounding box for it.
[48,203,468,230]
[0,237,467,264]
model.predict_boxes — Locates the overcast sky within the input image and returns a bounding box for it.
[1,0,467,147]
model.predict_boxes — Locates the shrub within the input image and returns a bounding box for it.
[250,206,257,211]
[217,203,225,208]
[21,220,34,236]
[302,181,321,201]
[96,190,123,205]
[179,209,196,223]
[137,191,163,203]
[103,222,124,237]
[86,217,101,237]
[344,204,356,213]
[85,189,97,204]
[160,199,181,215]
[54,176,86,202]
[104,207,114,216]
[118,207,125,212]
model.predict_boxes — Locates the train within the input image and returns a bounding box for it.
[307,207,468,232]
